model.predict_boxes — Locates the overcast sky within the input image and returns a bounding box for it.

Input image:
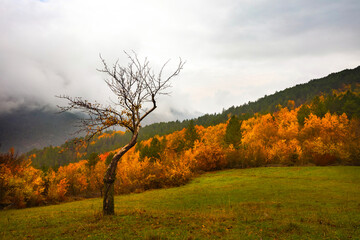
[1,0,360,122]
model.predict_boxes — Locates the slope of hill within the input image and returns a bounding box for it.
[22,66,360,168]
[139,65,360,139]
[2,66,359,155]
[1,166,359,239]
[0,108,82,153]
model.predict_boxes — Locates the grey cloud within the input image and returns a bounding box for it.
[208,0,360,60]
[0,0,359,119]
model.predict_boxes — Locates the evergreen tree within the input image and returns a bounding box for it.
[184,120,200,149]
[87,152,100,168]
[148,137,161,161]
[105,153,115,166]
[139,137,162,162]
[297,105,311,126]
[224,115,242,148]
[311,96,327,118]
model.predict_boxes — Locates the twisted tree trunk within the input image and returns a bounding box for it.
[103,130,138,215]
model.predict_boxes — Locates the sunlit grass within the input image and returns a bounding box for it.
[1,166,359,239]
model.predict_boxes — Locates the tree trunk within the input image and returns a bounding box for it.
[103,179,115,215]
[102,129,139,215]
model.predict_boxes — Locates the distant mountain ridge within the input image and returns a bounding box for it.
[0,108,81,153]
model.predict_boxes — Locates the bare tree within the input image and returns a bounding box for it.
[58,52,184,215]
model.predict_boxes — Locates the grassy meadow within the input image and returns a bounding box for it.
[1,166,359,239]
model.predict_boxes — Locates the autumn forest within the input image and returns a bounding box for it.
[1,73,360,209]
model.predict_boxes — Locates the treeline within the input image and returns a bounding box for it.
[2,88,360,208]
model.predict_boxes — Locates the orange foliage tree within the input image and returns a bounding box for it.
[44,169,68,202]
[56,160,88,196]
[0,149,44,208]
[88,159,107,196]
[192,123,227,171]
[241,114,277,166]
[300,113,351,165]
[269,107,302,165]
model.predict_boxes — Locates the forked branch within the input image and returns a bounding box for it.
[57,52,185,141]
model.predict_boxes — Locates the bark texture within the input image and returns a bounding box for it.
[102,130,138,215]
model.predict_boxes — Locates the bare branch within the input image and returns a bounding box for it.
[58,52,184,143]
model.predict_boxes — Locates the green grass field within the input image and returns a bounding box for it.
[1,166,359,239]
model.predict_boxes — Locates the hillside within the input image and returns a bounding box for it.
[1,166,359,239]
[1,66,359,155]
[139,65,360,139]
[25,65,360,169]
[0,108,82,153]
